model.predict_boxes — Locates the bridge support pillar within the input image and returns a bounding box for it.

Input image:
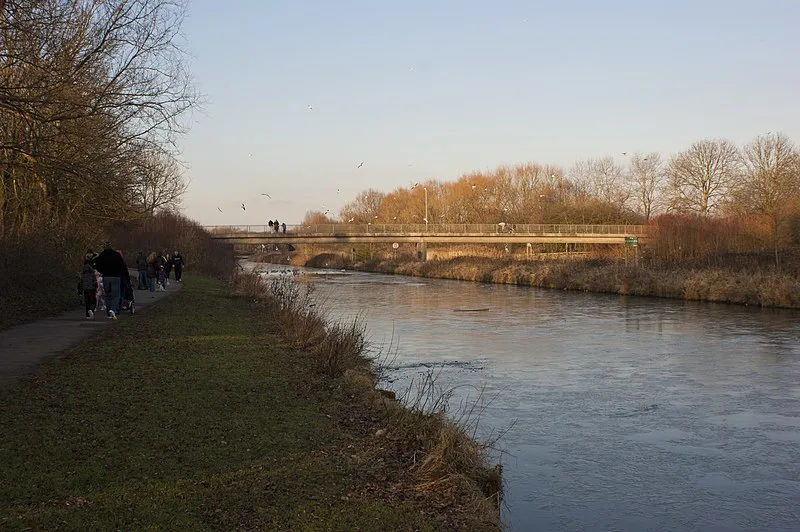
[416,241,427,261]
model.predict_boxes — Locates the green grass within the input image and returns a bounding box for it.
[0,277,473,531]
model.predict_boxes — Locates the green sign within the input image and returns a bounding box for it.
[624,237,639,247]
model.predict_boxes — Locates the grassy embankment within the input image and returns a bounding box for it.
[305,250,800,309]
[0,275,501,530]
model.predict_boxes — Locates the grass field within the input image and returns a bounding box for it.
[0,277,499,531]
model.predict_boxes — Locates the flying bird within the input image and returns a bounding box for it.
[622,152,627,155]
[307,105,313,111]
[357,161,364,169]
[248,153,253,158]
[324,209,330,215]
[337,188,341,194]
[217,207,223,213]
[260,193,271,198]
[241,203,246,211]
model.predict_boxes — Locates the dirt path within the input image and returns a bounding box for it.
[0,278,182,388]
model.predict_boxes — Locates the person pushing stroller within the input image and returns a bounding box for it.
[94,242,128,319]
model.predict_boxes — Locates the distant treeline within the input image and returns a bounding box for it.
[303,134,800,267]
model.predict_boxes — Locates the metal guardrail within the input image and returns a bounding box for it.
[204,223,650,235]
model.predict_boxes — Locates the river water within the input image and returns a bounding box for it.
[256,264,800,531]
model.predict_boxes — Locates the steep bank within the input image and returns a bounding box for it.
[305,253,800,309]
[0,276,501,531]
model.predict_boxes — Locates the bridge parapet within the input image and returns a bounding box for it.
[205,223,650,236]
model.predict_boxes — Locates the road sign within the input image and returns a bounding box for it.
[624,236,639,247]
[392,242,399,249]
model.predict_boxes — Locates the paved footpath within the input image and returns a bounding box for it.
[0,277,182,388]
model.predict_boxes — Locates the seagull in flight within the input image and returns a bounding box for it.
[241,203,246,211]
[307,105,313,111]
[217,207,223,213]
[622,152,627,156]
[357,161,364,169]
[260,193,271,198]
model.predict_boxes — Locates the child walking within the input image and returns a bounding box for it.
[80,263,98,319]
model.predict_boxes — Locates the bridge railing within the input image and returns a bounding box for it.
[204,223,650,235]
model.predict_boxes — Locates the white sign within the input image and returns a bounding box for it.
[392,242,399,249]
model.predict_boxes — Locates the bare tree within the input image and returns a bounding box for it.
[0,0,198,237]
[734,133,800,267]
[628,152,664,221]
[571,157,630,219]
[340,188,386,223]
[667,139,740,216]
[128,146,188,216]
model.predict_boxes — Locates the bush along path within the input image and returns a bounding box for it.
[0,276,501,531]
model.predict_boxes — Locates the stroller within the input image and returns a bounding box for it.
[121,272,136,314]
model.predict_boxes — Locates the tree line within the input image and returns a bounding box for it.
[303,134,799,230]
[0,0,196,240]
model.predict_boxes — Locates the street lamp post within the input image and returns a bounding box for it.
[424,187,428,232]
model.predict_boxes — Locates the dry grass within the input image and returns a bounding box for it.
[375,369,506,517]
[330,250,800,309]
[230,270,504,526]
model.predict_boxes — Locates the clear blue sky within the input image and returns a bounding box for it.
[180,0,800,225]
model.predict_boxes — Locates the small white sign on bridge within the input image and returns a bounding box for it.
[392,242,399,249]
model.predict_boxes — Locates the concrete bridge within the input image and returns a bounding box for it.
[205,223,649,246]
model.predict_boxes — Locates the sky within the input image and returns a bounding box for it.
[179,0,800,226]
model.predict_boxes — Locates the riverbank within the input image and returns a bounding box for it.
[305,253,800,309]
[0,276,501,530]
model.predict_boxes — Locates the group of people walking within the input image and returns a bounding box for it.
[268,220,286,233]
[78,243,184,320]
[135,250,184,292]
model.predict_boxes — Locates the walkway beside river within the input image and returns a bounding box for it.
[0,279,181,388]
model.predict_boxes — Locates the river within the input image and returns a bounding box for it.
[255,264,800,531]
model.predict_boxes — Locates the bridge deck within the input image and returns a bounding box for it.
[206,223,648,245]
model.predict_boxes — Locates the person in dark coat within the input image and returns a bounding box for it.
[79,263,98,319]
[172,250,185,282]
[94,242,127,319]
[84,249,98,267]
[164,250,173,281]
[135,251,147,290]
[146,251,157,292]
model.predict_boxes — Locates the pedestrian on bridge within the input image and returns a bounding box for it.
[281,222,286,234]
[268,220,274,230]
[274,219,280,233]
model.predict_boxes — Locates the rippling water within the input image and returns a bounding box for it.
[253,264,800,531]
